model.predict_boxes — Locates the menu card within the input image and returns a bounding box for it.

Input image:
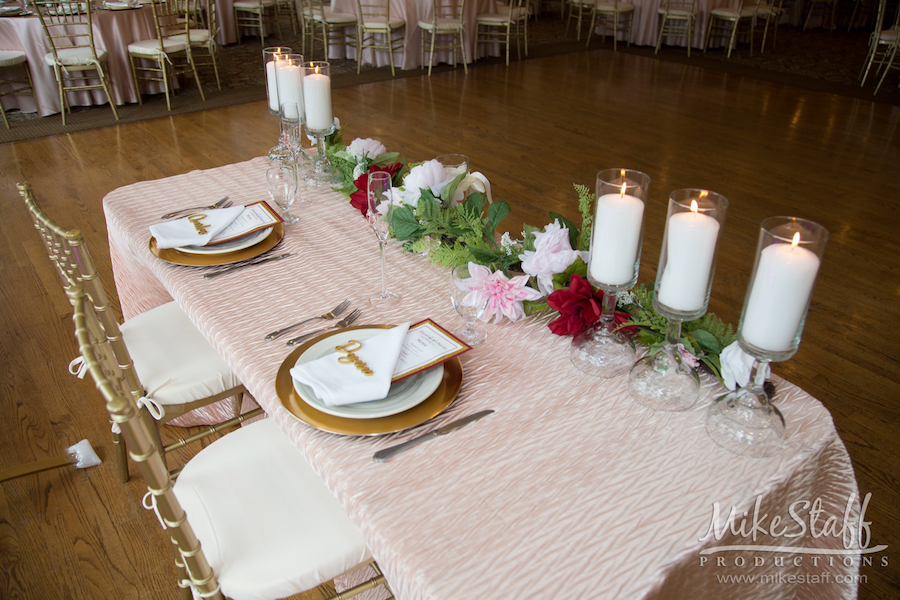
[392,319,471,382]
[207,201,282,245]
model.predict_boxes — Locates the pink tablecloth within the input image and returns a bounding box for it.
[0,7,161,116]
[102,157,862,599]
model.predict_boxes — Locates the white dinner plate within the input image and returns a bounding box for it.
[175,226,272,255]
[292,328,445,420]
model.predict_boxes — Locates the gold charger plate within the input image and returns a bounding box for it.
[276,324,464,436]
[149,223,284,266]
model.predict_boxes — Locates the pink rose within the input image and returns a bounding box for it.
[519,220,585,296]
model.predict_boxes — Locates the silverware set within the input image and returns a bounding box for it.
[264,299,351,340]
[286,308,363,347]
[202,252,296,279]
[160,196,231,219]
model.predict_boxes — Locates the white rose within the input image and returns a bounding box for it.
[720,341,769,390]
[347,137,387,161]
[403,160,450,203]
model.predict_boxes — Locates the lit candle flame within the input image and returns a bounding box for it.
[791,232,801,248]
[315,65,320,75]
[690,199,699,213]
[619,182,627,196]
[699,190,708,198]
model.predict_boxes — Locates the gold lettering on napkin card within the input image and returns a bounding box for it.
[335,340,373,376]
[188,213,209,235]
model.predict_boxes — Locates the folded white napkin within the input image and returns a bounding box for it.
[149,206,244,249]
[290,323,411,406]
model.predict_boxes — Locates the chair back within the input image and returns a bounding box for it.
[148,0,192,41]
[661,0,696,15]
[68,282,223,599]
[431,0,466,25]
[32,0,102,65]
[357,0,391,27]
[18,182,145,401]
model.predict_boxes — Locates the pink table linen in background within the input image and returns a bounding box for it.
[102,157,863,599]
[0,7,160,116]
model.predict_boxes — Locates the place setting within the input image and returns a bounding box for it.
[147,198,288,270]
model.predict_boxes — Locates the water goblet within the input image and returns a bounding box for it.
[450,264,488,345]
[266,166,298,224]
[367,171,401,307]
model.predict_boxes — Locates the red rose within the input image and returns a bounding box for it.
[546,274,636,337]
[349,163,403,217]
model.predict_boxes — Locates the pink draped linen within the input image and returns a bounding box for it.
[103,157,862,599]
[0,7,160,116]
[329,0,497,70]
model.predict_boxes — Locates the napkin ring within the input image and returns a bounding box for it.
[336,340,373,376]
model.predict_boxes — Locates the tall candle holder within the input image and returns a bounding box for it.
[263,47,292,164]
[301,61,340,187]
[706,217,829,458]
[628,189,728,411]
[570,169,651,379]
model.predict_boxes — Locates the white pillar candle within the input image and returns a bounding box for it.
[588,188,644,286]
[657,205,721,312]
[274,61,303,118]
[303,71,333,131]
[265,60,279,113]
[741,236,821,352]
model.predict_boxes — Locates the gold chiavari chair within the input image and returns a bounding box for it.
[69,282,394,600]
[587,0,636,50]
[301,0,358,61]
[0,50,34,129]
[703,0,759,58]
[169,0,223,90]
[565,0,595,40]
[859,0,900,91]
[755,0,785,52]
[655,0,697,56]
[233,0,282,45]
[31,0,119,126]
[19,182,255,483]
[418,0,468,76]
[476,0,528,65]
[128,0,206,111]
[356,0,406,76]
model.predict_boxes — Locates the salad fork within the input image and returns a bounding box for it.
[264,299,351,340]
[286,309,362,346]
[160,196,231,219]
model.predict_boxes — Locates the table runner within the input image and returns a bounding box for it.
[103,157,861,599]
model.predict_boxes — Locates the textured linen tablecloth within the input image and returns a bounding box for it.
[103,157,863,599]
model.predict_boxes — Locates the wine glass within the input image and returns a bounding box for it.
[450,264,489,345]
[367,171,401,307]
[266,166,298,225]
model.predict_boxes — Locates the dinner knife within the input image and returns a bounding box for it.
[202,252,296,279]
[373,410,495,462]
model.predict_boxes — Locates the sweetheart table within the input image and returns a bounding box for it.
[102,156,862,599]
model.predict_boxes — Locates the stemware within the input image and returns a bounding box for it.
[570,169,651,378]
[367,171,401,307]
[266,165,298,225]
[628,189,728,411]
[706,217,829,458]
[450,264,489,345]
[278,102,310,203]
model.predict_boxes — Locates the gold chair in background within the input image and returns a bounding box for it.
[70,281,394,600]
[301,0,358,61]
[233,0,282,45]
[655,0,697,56]
[276,0,301,34]
[803,0,836,30]
[418,0,468,76]
[565,0,596,41]
[587,0,635,50]
[704,0,759,58]
[0,51,34,129]
[755,0,785,52]
[128,0,206,110]
[356,0,406,76]
[169,0,223,90]
[19,182,255,483]
[31,0,119,126]
[476,0,528,65]
[859,0,900,93]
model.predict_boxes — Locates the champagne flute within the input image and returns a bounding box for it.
[279,102,310,203]
[368,171,401,307]
[266,166,298,224]
[450,263,489,345]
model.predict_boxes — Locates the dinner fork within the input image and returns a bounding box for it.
[285,309,362,346]
[160,196,231,219]
[264,299,351,341]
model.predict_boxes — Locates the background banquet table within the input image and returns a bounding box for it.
[0,6,160,116]
[330,0,497,70]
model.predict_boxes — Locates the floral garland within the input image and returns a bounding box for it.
[325,132,750,388]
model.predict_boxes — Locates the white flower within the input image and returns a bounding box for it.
[347,137,386,161]
[352,163,367,179]
[616,290,636,308]
[401,160,450,206]
[375,188,404,215]
[518,220,584,296]
[499,232,519,255]
[720,341,770,390]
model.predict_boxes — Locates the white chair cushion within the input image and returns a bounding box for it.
[595,2,635,12]
[128,37,188,56]
[120,301,240,406]
[43,47,106,67]
[878,29,900,43]
[233,0,275,7]
[659,7,696,16]
[710,6,755,17]
[360,16,404,29]
[0,50,27,67]
[169,28,213,43]
[174,418,370,600]
[315,10,356,23]
[477,13,511,23]
[510,6,528,19]
[418,18,463,30]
